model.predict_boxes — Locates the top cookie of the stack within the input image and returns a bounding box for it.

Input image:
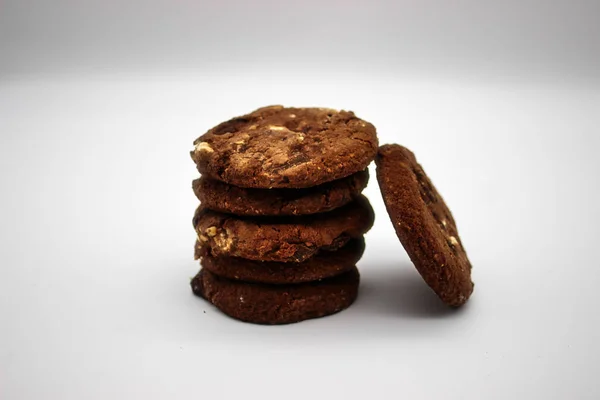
[190,105,378,189]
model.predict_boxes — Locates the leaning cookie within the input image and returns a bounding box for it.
[190,105,378,189]
[191,267,360,325]
[195,237,365,284]
[193,169,369,216]
[375,144,474,307]
[194,195,374,263]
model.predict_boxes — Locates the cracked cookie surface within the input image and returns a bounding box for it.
[193,170,368,216]
[190,105,378,188]
[375,144,474,307]
[191,266,360,325]
[195,237,365,284]
[193,195,374,263]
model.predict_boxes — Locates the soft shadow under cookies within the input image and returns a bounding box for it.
[358,265,468,319]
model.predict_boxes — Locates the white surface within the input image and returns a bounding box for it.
[1,73,599,399]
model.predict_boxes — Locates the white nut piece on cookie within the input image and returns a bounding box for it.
[194,142,214,153]
[213,229,233,252]
[267,125,290,132]
[205,226,218,237]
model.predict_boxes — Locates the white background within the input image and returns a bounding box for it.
[1,1,600,399]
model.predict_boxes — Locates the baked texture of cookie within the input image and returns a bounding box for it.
[194,196,374,263]
[191,266,360,324]
[195,237,365,284]
[375,144,474,307]
[193,169,369,216]
[190,105,378,189]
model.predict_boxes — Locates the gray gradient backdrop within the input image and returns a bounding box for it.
[1,1,599,399]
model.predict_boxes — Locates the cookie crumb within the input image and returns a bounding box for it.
[205,226,218,237]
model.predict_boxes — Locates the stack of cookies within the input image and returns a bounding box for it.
[189,106,378,324]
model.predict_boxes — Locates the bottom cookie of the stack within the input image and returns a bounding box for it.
[191,267,360,325]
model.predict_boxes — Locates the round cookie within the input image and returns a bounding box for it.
[191,266,360,325]
[195,237,365,284]
[193,195,374,263]
[193,169,369,216]
[190,105,378,189]
[375,144,474,307]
